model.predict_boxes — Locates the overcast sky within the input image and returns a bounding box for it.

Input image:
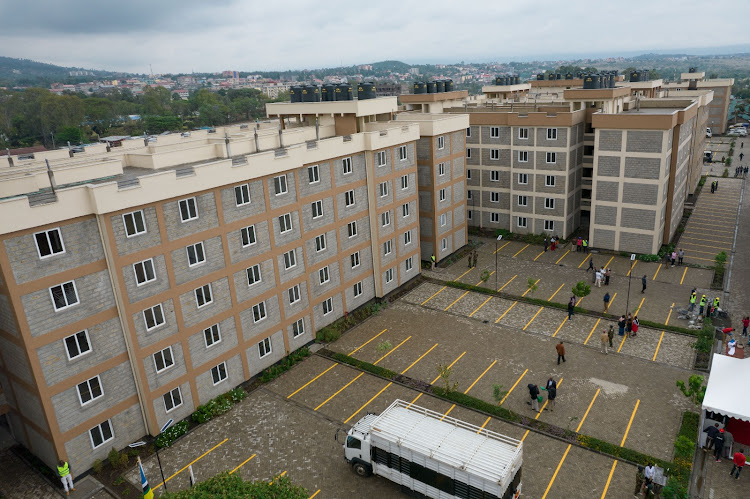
[1,0,749,74]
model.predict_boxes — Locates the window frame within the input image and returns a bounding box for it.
[439,188,446,202]
[467,169,472,180]
[76,375,104,406]
[203,324,222,348]
[211,362,227,385]
[546,152,557,164]
[49,281,79,311]
[308,164,320,184]
[490,149,500,161]
[518,151,528,163]
[315,234,326,252]
[283,249,296,270]
[441,237,448,251]
[246,264,262,286]
[517,216,527,228]
[342,157,353,174]
[544,220,555,232]
[122,210,147,237]
[153,346,175,373]
[319,266,330,285]
[89,420,114,449]
[274,175,288,195]
[402,203,410,218]
[311,200,324,219]
[400,175,409,190]
[64,330,92,361]
[491,212,500,223]
[385,268,394,283]
[490,170,500,182]
[518,195,528,207]
[490,192,500,203]
[178,197,198,223]
[351,251,361,269]
[347,221,358,238]
[518,127,529,140]
[234,184,251,207]
[437,136,445,150]
[398,145,407,161]
[258,337,273,358]
[186,242,206,267]
[466,148,472,159]
[405,256,413,272]
[381,211,391,227]
[163,387,183,413]
[545,197,556,209]
[384,239,392,256]
[547,127,558,140]
[438,162,446,176]
[133,258,157,286]
[404,230,412,246]
[143,304,165,331]
[353,281,363,298]
[545,175,556,187]
[322,297,334,315]
[288,284,301,305]
[518,173,528,185]
[490,126,500,138]
[195,284,213,308]
[344,189,355,207]
[379,181,389,198]
[292,318,305,338]
[241,225,257,247]
[376,151,386,167]
[279,213,293,234]
[466,127,471,138]
[252,301,267,323]
[439,213,447,226]
[34,228,65,259]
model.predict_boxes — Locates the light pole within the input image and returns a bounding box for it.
[495,235,503,290]
[625,253,635,318]
[132,418,173,492]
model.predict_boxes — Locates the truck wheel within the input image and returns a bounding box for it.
[353,463,371,477]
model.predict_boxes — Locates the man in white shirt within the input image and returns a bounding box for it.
[644,463,656,485]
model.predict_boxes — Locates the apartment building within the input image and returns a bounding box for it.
[0,98,468,473]
[662,70,733,134]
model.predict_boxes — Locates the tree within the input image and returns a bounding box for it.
[676,375,707,405]
[162,472,308,498]
[571,281,591,302]
[55,126,82,144]
[526,278,539,295]
[437,363,458,393]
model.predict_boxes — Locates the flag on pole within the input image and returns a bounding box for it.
[189,464,196,488]
[138,457,154,499]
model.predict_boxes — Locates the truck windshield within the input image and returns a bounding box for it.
[346,436,361,449]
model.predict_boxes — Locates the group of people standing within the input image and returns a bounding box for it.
[575,236,589,253]
[734,165,748,178]
[543,236,561,252]
[710,179,720,193]
[466,250,479,268]
[527,378,558,412]
[703,422,746,480]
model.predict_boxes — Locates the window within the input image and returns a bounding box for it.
[134,258,156,285]
[178,197,198,222]
[491,213,500,223]
[467,190,473,200]
[323,297,334,315]
[186,242,205,267]
[351,251,361,268]
[467,169,472,180]
[376,151,386,167]
[279,213,293,233]
[547,128,558,140]
[311,200,323,219]
[292,318,305,338]
[441,238,448,251]
[34,228,64,258]
[518,151,528,162]
[490,126,500,138]
[439,189,446,202]
[398,145,407,161]
[402,203,410,217]
[400,175,409,190]
[439,213,447,226]
[246,264,261,286]
[404,231,412,245]
[518,195,528,207]
[517,217,527,228]
[466,148,472,159]
[163,387,183,413]
[405,257,413,272]
[274,175,288,195]
[288,284,301,304]
[384,240,392,255]
[123,211,146,237]
[490,170,500,182]
[89,420,114,449]
[143,304,165,330]
[490,192,500,203]
[153,347,174,373]
[283,249,296,270]
[77,376,103,405]
[382,211,391,227]
[379,181,389,197]
[315,234,326,252]
[545,198,555,209]
[545,175,556,187]
[253,301,267,322]
[353,281,363,297]
[466,127,471,137]
[319,266,330,284]
[347,221,357,238]
[50,281,79,311]
[308,164,320,183]
[385,268,394,283]
[518,127,529,139]
[195,284,213,308]
[490,149,500,160]
[518,173,528,185]
[342,157,352,174]
[546,152,557,163]
[467,210,473,220]
[345,189,355,207]
[64,330,91,360]
[241,225,256,247]
[204,324,221,348]
[211,362,227,385]
[234,184,250,206]
[437,136,445,150]
[438,162,446,176]
[544,220,555,232]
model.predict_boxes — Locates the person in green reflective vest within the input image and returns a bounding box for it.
[713,297,721,317]
[57,460,76,495]
[699,295,707,315]
[689,292,697,312]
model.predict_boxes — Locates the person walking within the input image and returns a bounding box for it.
[713,296,721,316]
[600,329,609,354]
[605,267,611,286]
[731,448,746,479]
[700,294,707,315]
[741,152,745,161]
[632,316,639,337]
[556,340,566,364]
[715,428,726,462]
[689,292,697,312]
[641,275,647,294]
[603,292,611,312]
[57,460,76,496]
[430,254,436,270]
[742,316,749,337]
[704,423,720,450]
[527,383,540,412]
[472,250,479,268]
[567,297,575,320]
[671,251,677,267]
[544,237,549,252]
[576,236,582,252]
[618,315,626,336]
[582,239,589,253]
[634,466,646,497]
[608,324,615,348]
[587,258,594,272]
[595,268,602,288]
[544,378,557,411]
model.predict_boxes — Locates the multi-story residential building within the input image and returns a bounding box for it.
[0,98,467,473]
[662,70,733,134]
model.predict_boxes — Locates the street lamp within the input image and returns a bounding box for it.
[495,235,503,291]
[131,418,173,492]
[625,253,635,319]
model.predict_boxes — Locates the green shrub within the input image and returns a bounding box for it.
[328,352,397,380]
[92,459,103,474]
[229,387,247,403]
[260,347,311,382]
[155,420,189,448]
[316,326,341,343]
[108,449,120,468]
[118,453,129,469]
[160,472,308,498]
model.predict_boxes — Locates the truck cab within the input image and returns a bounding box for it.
[337,413,377,476]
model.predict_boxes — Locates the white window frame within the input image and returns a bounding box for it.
[292,318,305,337]
[234,184,250,206]
[353,281,363,298]
[50,281,79,311]
[347,221,358,238]
[163,387,183,413]
[517,217,527,228]
[518,173,528,185]
[490,192,500,203]
[241,225,256,247]
[490,149,500,161]
[34,228,65,259]
[518,151,528,163]
[376,151,386,167]
[345,189,355,207]
[153,346,175,373]
[547,128,558,140]
[402,203,410,218]
[467,169,472,180]
[315,234,326,252]
[252,301,267,323]
[379,181,389,197]
[466,148,472,159]
[466,127,471,138]
[246,264,261,286]
[544,220,555,232]
[398,145,407,161]
[319,266,330,284]
[203,324,221,348]
[490,170,500,182]
[308,164,320,183]
[274,175,288,195]
[467,190,473,200]
[518,127,529,140]
[545,175,556,187]
[89,420,114,449]
[178,197,198,222]
[518,195,528,207]
[404,230,412,246]
[384,239,392,256]
[351,251,361,269]
[342,157,353,174]
[382,211,391,227]
[133,258,156,286]
[439,189,446,202]
[311,200,324,219]
[279,213,293,234]
[405,256,414,272]
[438,162,446,176]
[77,375,104,406]
[64,330,91,361]
[385,268,394,283]
[439,213,447,226]
[186,242,206,267]
[283,249,297,270]
[546,152,557,164]
[437,136,445,150]
[490,126,500,138]
[545,197,555,209]
[400,175,409,190]
[441,238,448,251]
[211,362,227,385]
[195,284,213,308]
[122,210,146,237]
[491,213,500,223]
[288,284,301,305]
[143,304,165,331]
[322,297,333,315]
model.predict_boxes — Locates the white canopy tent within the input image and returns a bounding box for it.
[702,354,750,423]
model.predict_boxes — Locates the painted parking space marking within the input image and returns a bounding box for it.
[309,490,321,498]
[578,254,591,269]
[652,304,674,362]
[454,268,475,282]
[153,437,229,490]
[513,244,530,258]
[523,307,544,330]
[520,378,565,442]
[349,328,388,355]
[469,296,493,317]
[494,241,511,254]
[442,360,497,419]
[444,291,471,311]
[534,250,546,261]
[421,286,447,305]
[652,263,663,281]
[498,274,516,291]
[680,267,688,285]
[287,363,338,398]
[495,302,517,323]
[584,318,602,345]
[555,249,570,264]
[229,453,256,474]
[600,400,640,498]
[408,352,465,407]
[269,470,287,484]
[626,260,637,276]
[314,373,364,411]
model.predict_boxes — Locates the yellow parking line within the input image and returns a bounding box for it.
[455,268,474,282]
[523,307,544,330]
[495,302,517,323]
[522,279,541,297]
[513,244,530,258]
[634,297,645,315]
[309,490,321,499]
[373,336,411,365]
[445,291,470,311]
[600,400,640,498]
[229,453,256,474]
[653,263,662,281]
[153,438,229,490]
[269,470,287,485]
[401,344,438,375]
[603,255,615,268]
[500,369,528,406]
[348,329,387,355]
[345,382,393,424]
[665,303,674,325]
[604,292,616,313]
[548,283,565,301]
[287,363,338,398]
[680,267,688,285]
[443,360,497,419]
[476,271,495,286]
[584,318,602,345]
[421,286,447,305]
[409,351,466,406]
[533,251,545,261]
[314,373,364,411]
[555,249,570,264]
[652,332,665,361]
[552,316,567,337]
[469,296,493,317]
[578,254,591,269]
[542,446,572,498]
[498,274,517,291]
[627,260,637,276]
[494,241,511,254]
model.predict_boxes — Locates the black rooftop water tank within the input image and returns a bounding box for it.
[436,80,445,93]
[322,84,335,102]
[413,81,426,94]
[290,86,303,103]
[445,80,453,91]
[358,82,376,100]
[426,81,437,93]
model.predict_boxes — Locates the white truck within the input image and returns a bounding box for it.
[337,399,523,499]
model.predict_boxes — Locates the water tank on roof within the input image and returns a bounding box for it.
[495,76,503,85]
[336,83,352,101]
[630,71,640,82]
[436,80,445,93]
[413,81,427,94]
[290,86,303,103]
[445,80,454,91]
[640,71,650,82]
[537,74,544,81]
[583,75,595,89]
[555,73,562,80]
[565,73,573,80]
[358,82,376,100]
[689,67,697,73]
[514,75,520,84]
[322,84,336,102]
[426,81,437,93]
[548,73,555,80]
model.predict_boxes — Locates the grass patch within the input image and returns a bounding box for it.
[190,387,248,425]
[315,301,387,343]
[260,347,311,382]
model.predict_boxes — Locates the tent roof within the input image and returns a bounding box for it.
[702,354,750,422]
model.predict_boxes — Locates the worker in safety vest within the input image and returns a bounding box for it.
[689,293,697,312]
[699,295,707,315]
[431,254,436,270]
[57,460,76,495]
[713,297,721,317]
